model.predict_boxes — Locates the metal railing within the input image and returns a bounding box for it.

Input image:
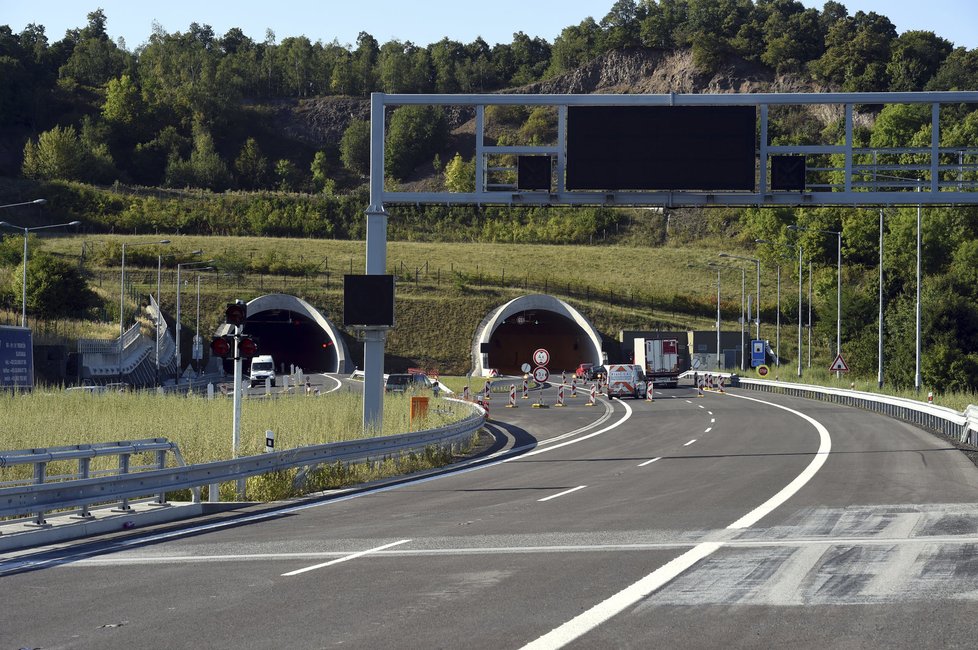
[0,438,188,525]
[734,377,975,444]
[0,400,486,526]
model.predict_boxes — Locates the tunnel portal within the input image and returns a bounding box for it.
[472,294,603,377]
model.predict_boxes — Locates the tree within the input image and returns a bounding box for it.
[444,153,474,192]
[385,105,448,180]
[165,123,232,190]
[102,74,144,126]
[275,158,300,191]
[234,138,269,189]
[22,125,86,180]
[310,150,334,192]
[887,31,952,91]
[340,120,371,176]
[13,253,99,319]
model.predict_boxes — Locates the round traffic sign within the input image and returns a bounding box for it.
[521,362,532,374]
[533,366,550,383]
[532,348,550,367]
[757,364,770,377]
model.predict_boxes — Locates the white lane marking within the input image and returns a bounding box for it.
[521,393,832,649]
[708,411,713,415]
[685,400,693,404]
[321,374,343,394]
[638,457,662,467]
[281,539,411,577]
[521,542,723,650]
[704,427,712,433]
[1,401,632,576]
[684,439,697,446]
[538,485,587,502]
[710,418,715,423]
[697,404,705,409]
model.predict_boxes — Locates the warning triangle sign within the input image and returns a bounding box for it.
[829,353,849,372]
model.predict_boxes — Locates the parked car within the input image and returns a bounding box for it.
[575,363,594,379]
[385,373,431,393]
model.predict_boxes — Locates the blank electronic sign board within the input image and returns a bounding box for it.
[565,106,756,191]
[343,275,395,327]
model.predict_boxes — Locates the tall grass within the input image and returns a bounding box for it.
[0,389,475,500]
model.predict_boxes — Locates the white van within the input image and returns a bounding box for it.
[249,355,276,387]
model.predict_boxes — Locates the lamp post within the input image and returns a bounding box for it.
[878,207,884,388]
[0,210,79,328]
[755,239,794,368]
[175,253,210,382]
[688,264,722,370]
[710,262,746,371]
[719,253,760,340]
[789,224,842,368]
[797,243,803,378]
[119,240,170,381]
[193,267,214,375]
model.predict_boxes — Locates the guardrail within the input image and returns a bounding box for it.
[0,438,189,525]
[729,376,977,445]
[0,400,486,525]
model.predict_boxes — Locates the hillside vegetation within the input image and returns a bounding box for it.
[3,1,978,391]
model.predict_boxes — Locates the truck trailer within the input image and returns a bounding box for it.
[634,338,684,388]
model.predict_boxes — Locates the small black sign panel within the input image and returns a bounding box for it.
[566,106,756,191]
[770,155,806,191]
[517,156,552,191]
[344,275,395,327]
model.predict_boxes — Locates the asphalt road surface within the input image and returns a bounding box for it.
[4,381,978,649]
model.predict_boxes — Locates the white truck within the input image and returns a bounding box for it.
[605,364,647,399]
[634,338,682,388]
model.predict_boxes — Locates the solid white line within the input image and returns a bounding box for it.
[683,439,696,446]
[320,374,343,394]
[638,457,662,467]
[704,427,712,433]
[538,485,587,502]
[520,542,723,650]
[281,539,411,576]
[521,393,833,649]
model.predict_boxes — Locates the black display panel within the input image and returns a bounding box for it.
[517,156,552,191]
[344,275,395,327]
[566,106,756,191]
[770,155,806,191]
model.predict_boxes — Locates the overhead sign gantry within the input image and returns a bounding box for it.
[359,91,978,430]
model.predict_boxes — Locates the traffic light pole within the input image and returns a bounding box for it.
[232,325,245,498]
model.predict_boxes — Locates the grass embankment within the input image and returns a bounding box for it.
[0,388,475,501]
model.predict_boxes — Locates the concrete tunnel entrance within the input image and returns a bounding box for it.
[472,294,603,377]
[232,294,352,374]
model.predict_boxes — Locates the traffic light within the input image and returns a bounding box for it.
[225,301,247,326]
[210,336,233,358]
[238,336,259,358]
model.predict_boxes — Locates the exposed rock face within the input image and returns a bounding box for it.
[280,48,818,151]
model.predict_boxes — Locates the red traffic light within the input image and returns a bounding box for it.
[239,336,259,358]
[210,336,232,358]
[225,302,247,326]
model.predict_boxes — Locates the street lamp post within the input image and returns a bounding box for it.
[797,243,803,378]
[175,253,210,382]
[878,207,885,388]
[719,253,760,340]
[119,240,170,381]
[0,202,79,328]
[711,262,746,371]
[789,224,843,367]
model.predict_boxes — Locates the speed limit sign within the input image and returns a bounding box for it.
[533,366,550,383]
[532,348,550,367]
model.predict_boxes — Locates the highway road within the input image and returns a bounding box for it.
[4,381,978,649]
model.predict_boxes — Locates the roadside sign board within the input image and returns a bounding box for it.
[532,348,550,367]
[829,353,849,372]
[0,325,34,389]
[520,363,532,374]
[751,339,765,368]
[757,364,770,377]
[533,366,550,383]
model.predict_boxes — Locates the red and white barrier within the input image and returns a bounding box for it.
[555,383,565,407]
[484,380,491,401]
[587,384,596,406]
[571,378,577,397]
[463,385,470,401]
[522,378,529,399]
[507,384,517,408]
[646,381,654,402]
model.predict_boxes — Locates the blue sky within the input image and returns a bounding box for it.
[5,1,977,50]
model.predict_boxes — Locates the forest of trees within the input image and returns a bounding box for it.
[3,1,978,191]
